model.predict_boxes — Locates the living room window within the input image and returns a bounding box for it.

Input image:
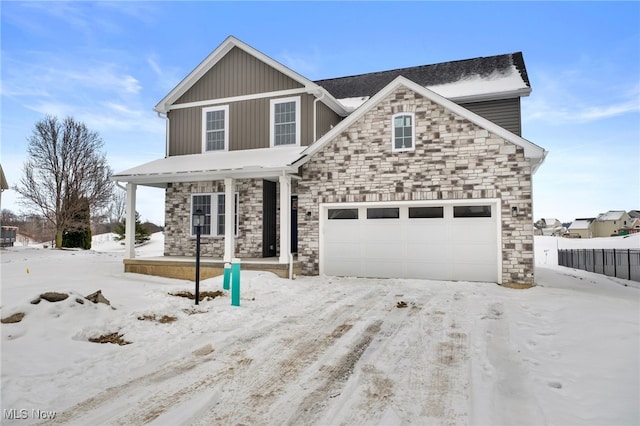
[191,192,238,236]
[202,105,229,152]
[270,97,300,147]
[392,112,414,152]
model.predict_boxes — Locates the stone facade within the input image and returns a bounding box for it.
[162,86,536,286]
[164,179,265,258]
[296,87,535,286]
[164,178,297,260]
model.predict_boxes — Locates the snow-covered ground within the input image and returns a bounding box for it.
[1,233,638,425]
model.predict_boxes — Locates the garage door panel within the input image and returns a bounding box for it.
[451,262,496,282]
[322,203,498,282]
[325,241,361,260]
[405,261,451,280]
[452,244,495,263]
[404,222,448,242]
[325,260,363,277]
[450,222,495,242]
[361,223,403,242]
[362,260,404,279]
[364,243,403,259]
[404,243,450,262]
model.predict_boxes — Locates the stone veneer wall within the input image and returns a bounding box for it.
[164,179,265,258]
[296,87,535,286]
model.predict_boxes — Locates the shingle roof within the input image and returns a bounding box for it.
[314,52,530,100]
[597,210,627,221]
[569,218,596,229]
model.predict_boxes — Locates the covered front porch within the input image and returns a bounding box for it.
[112,147,306,280]
[123,256,302,280]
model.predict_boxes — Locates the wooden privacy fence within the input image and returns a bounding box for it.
[558,249,640,282]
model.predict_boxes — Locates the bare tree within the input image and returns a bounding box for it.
[109,188,127,224]
[15,116,113,248]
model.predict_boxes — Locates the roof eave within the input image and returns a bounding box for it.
[448,87,532,104]
[112,165,299,187]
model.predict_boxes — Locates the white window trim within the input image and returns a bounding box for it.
[391,112,415,153]
[190,192,239,237]
[270,96,301,148]
[202,105,229,153]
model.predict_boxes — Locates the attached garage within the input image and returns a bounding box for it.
[320,200,501,283]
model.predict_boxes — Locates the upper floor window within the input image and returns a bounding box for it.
[202,105,229,152]
[392,112,415,152]
[270,96,300,147]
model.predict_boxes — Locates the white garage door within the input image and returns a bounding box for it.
[321,201,499,282]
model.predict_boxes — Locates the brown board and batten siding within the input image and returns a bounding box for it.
[459,98,522,136]
[175,47,304,104]
[168,94,328,155]
[316,101,343,140]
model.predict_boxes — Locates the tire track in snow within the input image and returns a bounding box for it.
[193,286,390,425]
[316,288,471,425]
[45,287,368,425]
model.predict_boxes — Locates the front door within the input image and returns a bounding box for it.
[262,180,277,257]
[291,195,298,253]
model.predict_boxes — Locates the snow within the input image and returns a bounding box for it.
[112,146,305,183]
[597,210,627,221]
[337,66,529,111]
[427,65,528,101]
[569,219,594,229]
[336,96,370,110]
[1,233,638,425]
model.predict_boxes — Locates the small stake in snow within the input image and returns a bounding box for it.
[192,208,206,306]
[231,258,241,307]
[223,263,231,291]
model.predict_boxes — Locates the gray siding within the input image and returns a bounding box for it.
[176,47,304,104]
[459,98,522,136]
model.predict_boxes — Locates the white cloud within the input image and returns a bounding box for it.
[524,69,640,124]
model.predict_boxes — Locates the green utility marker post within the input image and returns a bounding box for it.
[223,263,231,290]
[231,258,241,307]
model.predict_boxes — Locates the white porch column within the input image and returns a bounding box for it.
[124,182,137,259]
[279,174,291,264]
[223,177,235,263]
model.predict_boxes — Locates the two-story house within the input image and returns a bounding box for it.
[113,36,547,287]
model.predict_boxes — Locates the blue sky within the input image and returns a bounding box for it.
[1,1,638,225]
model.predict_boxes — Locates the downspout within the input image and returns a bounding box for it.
[157,111,169,157]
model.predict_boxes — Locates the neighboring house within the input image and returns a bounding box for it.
[113,36,547,286]
[622,217,640,234]
[627,210,640,219]
[0,164,8,213]
[594,210,631,237]
[535,218,564,236]
[568,218,596,238]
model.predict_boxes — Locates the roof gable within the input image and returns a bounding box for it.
[174,46,304,104]
[295,76,547,172]
[597,210,628,221]
[569,218,595,229]
[155,36,347,115]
